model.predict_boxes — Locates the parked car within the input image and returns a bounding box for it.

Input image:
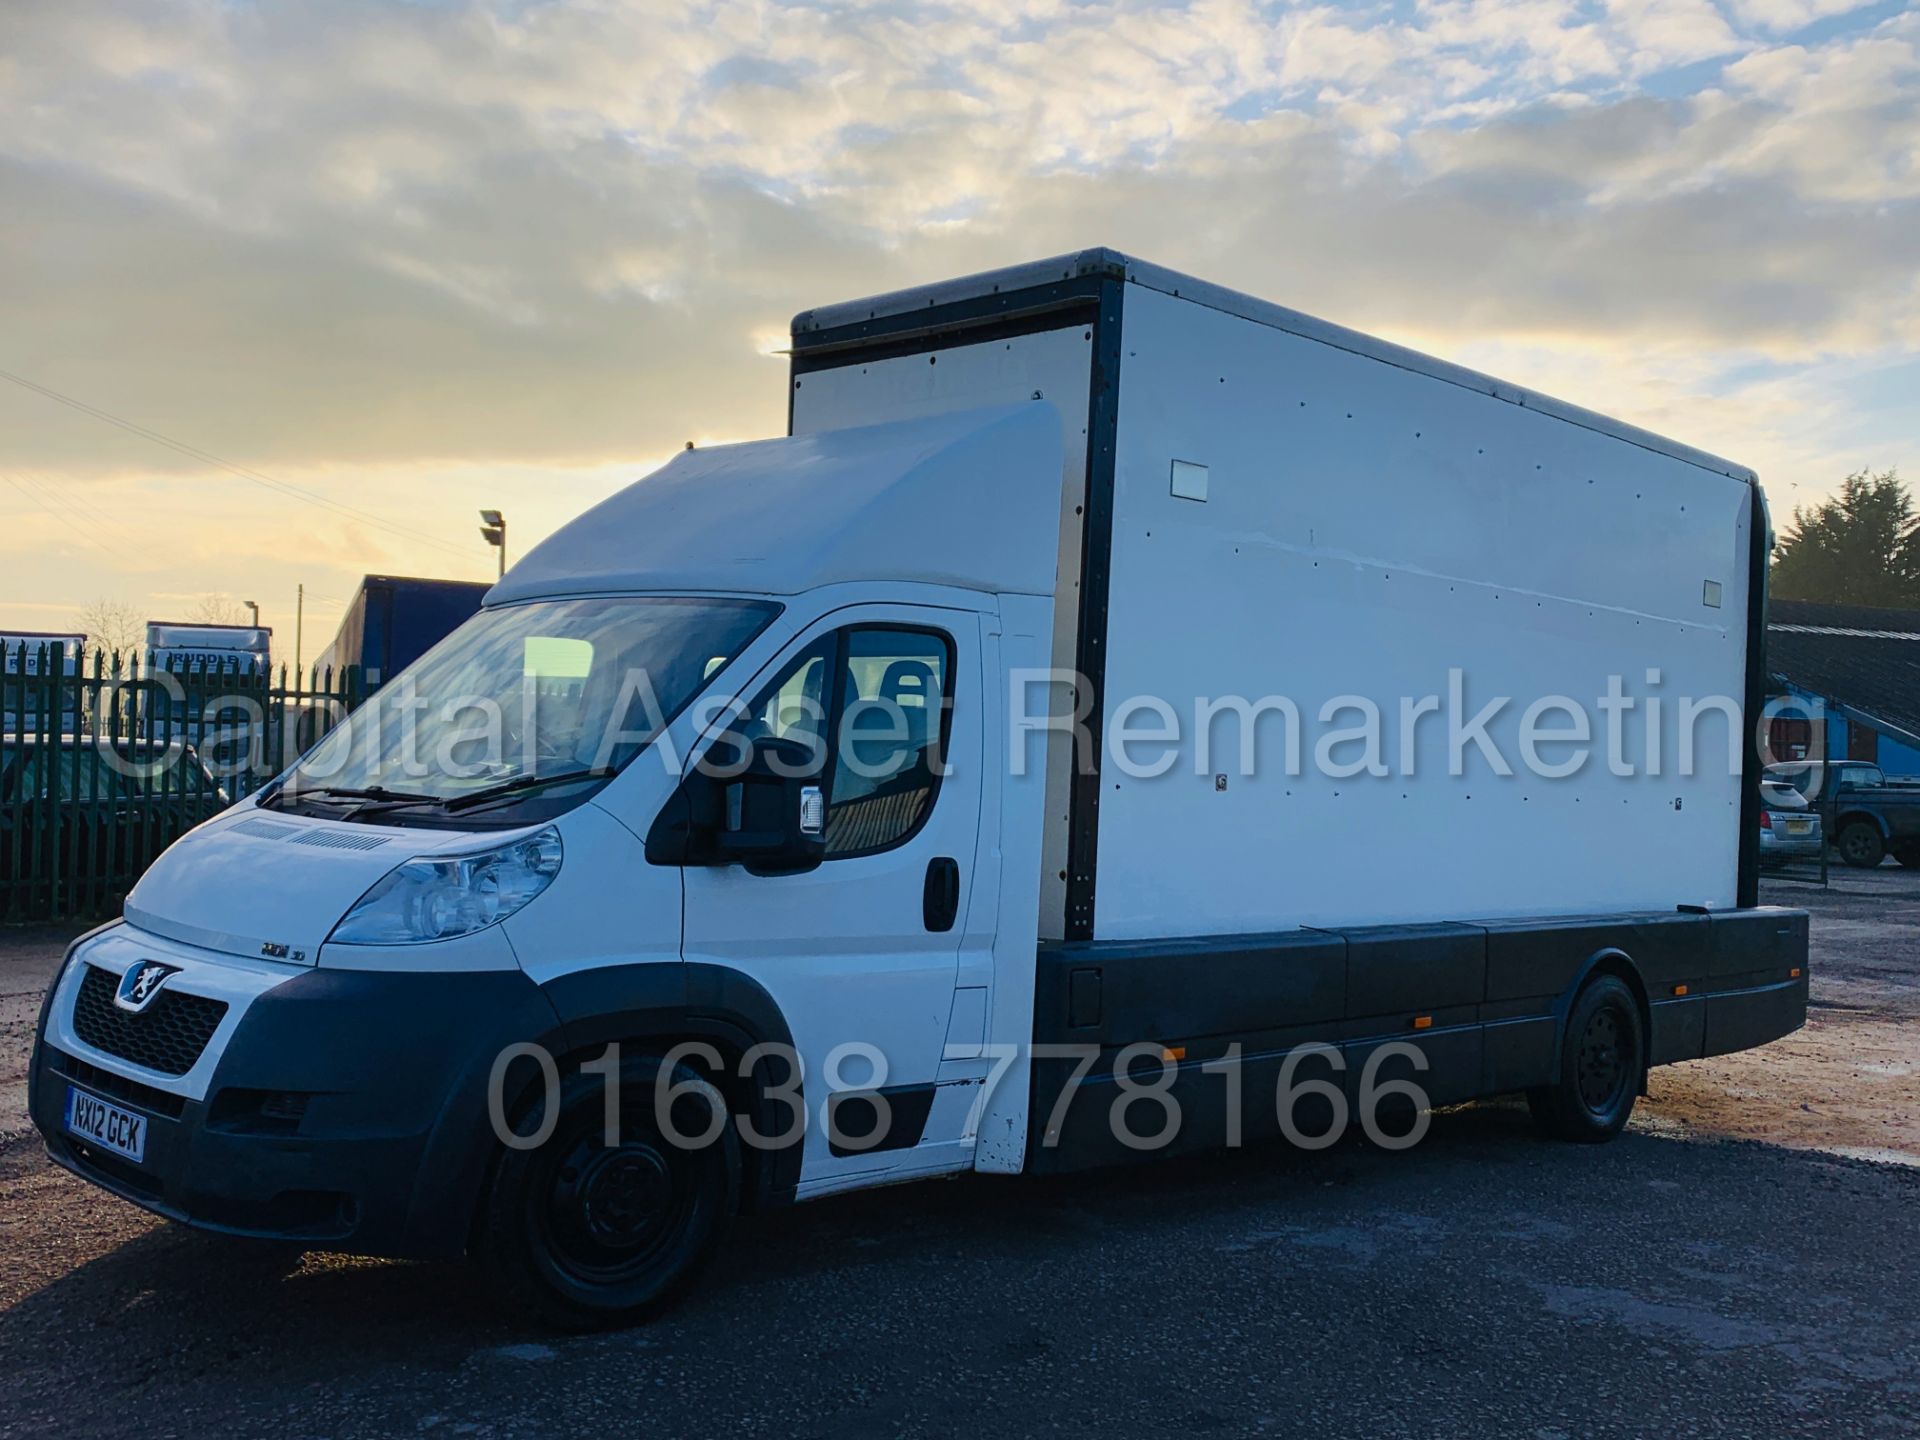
[0,735,226,882]
[1765,761,1920,868]
[1757,777,1822,866]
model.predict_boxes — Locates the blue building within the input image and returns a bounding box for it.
[1767,599,1920,777]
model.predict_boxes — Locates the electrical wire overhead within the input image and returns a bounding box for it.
[0,367,479,562]
[2,473,122,561]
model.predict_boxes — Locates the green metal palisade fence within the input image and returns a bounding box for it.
[1,641,367,923]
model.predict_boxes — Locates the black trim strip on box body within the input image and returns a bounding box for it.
[1063,278,1125,941]
[1738,481,1771,908]
[1027,907,1808,1175]
[789,277,1106,374]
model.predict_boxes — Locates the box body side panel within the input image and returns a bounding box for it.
[1094,285,1754,938]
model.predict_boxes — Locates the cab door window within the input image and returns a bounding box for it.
[724,624,953,859]
[701,633,835,785]
[826,628,951,858]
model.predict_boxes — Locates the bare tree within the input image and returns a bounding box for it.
[78,597,143,659]
[187,594,247,625]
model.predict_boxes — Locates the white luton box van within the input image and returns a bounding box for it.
[32,250,1808,1327]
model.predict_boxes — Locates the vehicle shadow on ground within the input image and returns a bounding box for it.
[0,1214,508,1356]
[0,1103,1520,1356]
[719,1099,1546,1287]
[0,1095,1843,1371]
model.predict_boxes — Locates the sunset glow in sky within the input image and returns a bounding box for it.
[3,0,1915,654]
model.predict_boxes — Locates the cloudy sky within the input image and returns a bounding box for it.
[2,0,1915,655]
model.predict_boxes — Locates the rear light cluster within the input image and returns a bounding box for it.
[1760,811,1772,830]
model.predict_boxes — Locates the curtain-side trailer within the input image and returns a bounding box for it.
[311,575,490,690]
[31,250,1807,1328]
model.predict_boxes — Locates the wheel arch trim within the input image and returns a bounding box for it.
[1556,947,1652,1084]
[533,961,804,1213]
[1834,810,1890,840]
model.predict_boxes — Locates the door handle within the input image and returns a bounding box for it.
[923,857,960,933]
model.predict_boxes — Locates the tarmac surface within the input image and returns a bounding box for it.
[1,872,1915,1438]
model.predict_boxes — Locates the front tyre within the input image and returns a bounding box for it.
[1526,975,1644,1143]
[480,1055,740,1331]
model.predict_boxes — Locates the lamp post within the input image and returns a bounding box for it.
[480,509,507,579]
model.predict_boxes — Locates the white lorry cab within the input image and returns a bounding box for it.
[32,251,1810,1328]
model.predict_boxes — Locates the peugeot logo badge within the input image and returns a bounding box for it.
[114,961,180,1014]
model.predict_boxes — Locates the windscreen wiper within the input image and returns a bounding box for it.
[440,767,616,813]
[283,784,442,808]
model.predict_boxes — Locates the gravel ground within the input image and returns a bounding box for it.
[0,879,1915,1439]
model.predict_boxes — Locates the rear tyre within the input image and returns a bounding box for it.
[1526,975,1644,1143]
[480,1055,740,1332]
[1836,821,1886,869]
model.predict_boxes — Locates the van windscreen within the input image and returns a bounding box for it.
[273,596,777,819]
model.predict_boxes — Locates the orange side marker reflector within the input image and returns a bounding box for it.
[1412,1015,1433,1031]
[1673,984,1690,996]
[1790,968,1802,979]
[1162,1046,1186,1062]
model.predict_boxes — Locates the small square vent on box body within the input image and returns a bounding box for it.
[1170,459,1209,502]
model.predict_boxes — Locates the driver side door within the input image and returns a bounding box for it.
[678,605,986,1194]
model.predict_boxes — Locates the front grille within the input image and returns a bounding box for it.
[44,1046,188,1118]
[71,964,229,1077]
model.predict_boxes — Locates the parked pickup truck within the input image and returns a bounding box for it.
[1766,761,1920,868]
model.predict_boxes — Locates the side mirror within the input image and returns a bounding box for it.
[646,735,826,873]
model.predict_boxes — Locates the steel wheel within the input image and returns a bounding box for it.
[1574,1006,1630,1118]
[534,1130,695,1286]
[481,1055,739,1330]
[1527,973,1644,1143]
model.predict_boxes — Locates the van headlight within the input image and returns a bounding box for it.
[328,828,563,945]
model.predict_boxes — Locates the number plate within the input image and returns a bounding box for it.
[63,1086,147,1164]
[1787,819,1813,835]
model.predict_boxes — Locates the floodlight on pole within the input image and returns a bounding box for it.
[479,509,507,579]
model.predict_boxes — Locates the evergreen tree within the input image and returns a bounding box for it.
[1770,469,1920,609]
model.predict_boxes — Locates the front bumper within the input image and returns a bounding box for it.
[31,935,566,1258]
[37,1042,423,1245]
